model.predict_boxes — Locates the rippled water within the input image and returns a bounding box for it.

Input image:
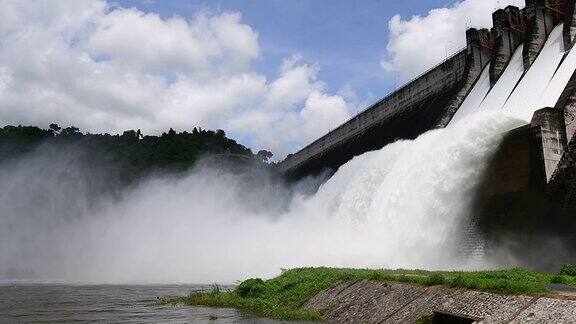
[0,284,298,323]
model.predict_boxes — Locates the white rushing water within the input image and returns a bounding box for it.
[453,23,576,124]
[4,23,576,284]
[449,64,491,124]
[479,45,525,111]
[540,36,576,108]
[503,23,566,121]
[0,112,524,283]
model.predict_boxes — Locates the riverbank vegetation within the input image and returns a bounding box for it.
[165,266,576,321]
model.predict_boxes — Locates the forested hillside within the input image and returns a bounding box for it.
[0,124,270,185]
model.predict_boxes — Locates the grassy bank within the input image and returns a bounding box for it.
[164,266,576,321]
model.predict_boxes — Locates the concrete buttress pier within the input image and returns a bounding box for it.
[490,6,525,86]
[523,0,565,69]
[531,108,567,181]
[476,108,566,192]
[563,0,576,49]
[436,28,494,127]
[471,107,574,268]
[554,42,576,143]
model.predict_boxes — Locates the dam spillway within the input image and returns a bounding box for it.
[6,1,576,283]
[277,0,576,266]
[279,1,576,199]
[277,43,479,179]
[279,0,576,183]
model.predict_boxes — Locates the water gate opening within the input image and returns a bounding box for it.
[429,311,482,324]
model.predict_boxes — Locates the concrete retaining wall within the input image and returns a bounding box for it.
[304,280,576,323]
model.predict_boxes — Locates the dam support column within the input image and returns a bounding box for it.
[466,28,493,78]
[548,131,576,206]
[523,0,565,70]
[490,6,525,86]
[562,0,576,49]
[473,108,568,267]
[554,73,576,143]
[565,104,576,143]
[531,107,567,181]
[436,28,492,127]
[474,108,565,210]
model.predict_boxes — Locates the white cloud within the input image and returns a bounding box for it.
[382,0,524,81]
[300,91,349,141]
[0,66,12,92]
[87,9,259,76]
[223,55,350,154]
[0,0,352,158]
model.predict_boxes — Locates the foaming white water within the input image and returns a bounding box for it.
[449,64,491,124]
[454,23,576,125]
[0,112,524,283]
[503,23,566,120]
[480,45,525,111]
[540,35,576,107]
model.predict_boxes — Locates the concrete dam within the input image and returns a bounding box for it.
[280,0,576,180]
[278,0,576,266]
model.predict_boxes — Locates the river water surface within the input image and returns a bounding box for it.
[0,284,300,323]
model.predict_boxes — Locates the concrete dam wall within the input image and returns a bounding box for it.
[276,0,576,267]
[279,0,576,185]
[278,30,489,178]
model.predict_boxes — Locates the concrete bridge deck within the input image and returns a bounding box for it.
[278,47,473,178]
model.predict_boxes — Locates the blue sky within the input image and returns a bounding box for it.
[0,0,520,156]
[115,0,456,105]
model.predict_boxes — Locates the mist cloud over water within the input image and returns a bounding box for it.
[0,112,525,284]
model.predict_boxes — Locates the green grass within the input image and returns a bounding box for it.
[164,267,576,321]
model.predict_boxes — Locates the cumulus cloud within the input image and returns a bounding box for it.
[87,9,259,76]
[0,0,351,158]
[300,91,349,141]
[223,55,351,153]
[382,0,524,81]
[0,67,12,92]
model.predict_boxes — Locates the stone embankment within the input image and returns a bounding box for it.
[304,280,576,323]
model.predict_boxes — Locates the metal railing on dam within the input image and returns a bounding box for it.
[279,47,468,174]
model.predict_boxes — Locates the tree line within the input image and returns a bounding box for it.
[0,124,274,184]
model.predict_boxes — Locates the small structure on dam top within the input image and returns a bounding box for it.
[279,0,576,268]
